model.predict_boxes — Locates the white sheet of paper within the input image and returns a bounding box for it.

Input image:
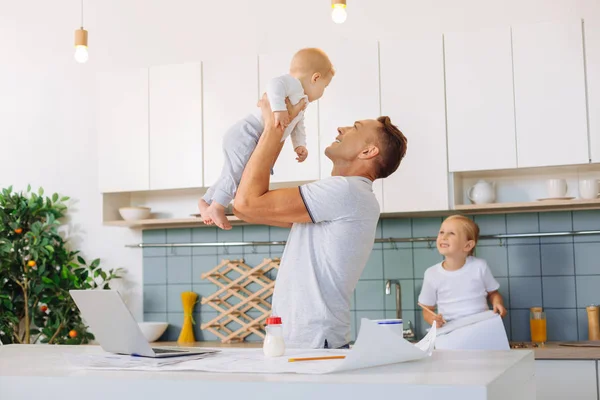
[436,310,497,336]
[67,319,437,374]
[435,313,509,351]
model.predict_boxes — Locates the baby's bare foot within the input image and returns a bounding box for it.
[206,203,232,230]
[198,199,214,225]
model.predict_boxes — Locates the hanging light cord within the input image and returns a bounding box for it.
[80,0,84,28]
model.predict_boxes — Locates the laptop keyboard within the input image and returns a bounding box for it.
[152,348,188,354]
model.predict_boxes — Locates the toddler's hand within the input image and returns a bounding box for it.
[433,314,445,328]
[493,303,507,318]
[295,146,308,163]
[274,111,290,129]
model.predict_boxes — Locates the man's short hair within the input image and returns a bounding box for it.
[374,116,407,179]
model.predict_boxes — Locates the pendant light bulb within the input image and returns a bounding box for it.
[74,28,88,63]
[331,0,347,24]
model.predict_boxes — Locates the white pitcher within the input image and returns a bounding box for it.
[467,180,496,204]
[579,179,600,200]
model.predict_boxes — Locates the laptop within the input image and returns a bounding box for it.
[69,289,218,358]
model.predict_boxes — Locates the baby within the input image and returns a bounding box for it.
[418,215,507,328]
[199,48,335,229]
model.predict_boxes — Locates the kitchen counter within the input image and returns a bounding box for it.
[161,340,600,360]
[511,341,600,360]
[0,344,534,400]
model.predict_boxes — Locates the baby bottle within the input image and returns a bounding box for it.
[263,316,285,357]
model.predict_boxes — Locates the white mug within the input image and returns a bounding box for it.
[579,179,600,200]
[547,179,568,198]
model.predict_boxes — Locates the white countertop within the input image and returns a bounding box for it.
[0,344,535,400]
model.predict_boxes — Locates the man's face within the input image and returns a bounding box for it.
[325,119,381,162]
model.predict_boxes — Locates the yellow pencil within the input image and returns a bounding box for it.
[418,302,447,324]
[288,355,346,362]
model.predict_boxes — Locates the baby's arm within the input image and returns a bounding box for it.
[291,118,308,162]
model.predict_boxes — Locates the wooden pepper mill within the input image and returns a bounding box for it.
[586,305,600,341]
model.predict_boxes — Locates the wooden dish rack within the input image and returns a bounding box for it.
[200,258,279,343]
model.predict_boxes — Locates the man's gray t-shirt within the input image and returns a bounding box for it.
[271,176,380,349]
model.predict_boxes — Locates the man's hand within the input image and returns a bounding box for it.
[274,111,290,129]
[295,146,308,162]
[285,97,307,118]
[257,95,306,130]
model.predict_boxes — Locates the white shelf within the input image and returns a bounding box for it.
[455,198,600,214]
[104,215,245,229]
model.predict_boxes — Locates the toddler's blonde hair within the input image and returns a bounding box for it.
[443,215,480,256]
[290,48,335,78]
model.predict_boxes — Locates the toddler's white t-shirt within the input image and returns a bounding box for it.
[418,256,500,321]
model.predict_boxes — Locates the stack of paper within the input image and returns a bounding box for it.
[67,319,437,374]
[434,311,510,350]
[66,351,218,369]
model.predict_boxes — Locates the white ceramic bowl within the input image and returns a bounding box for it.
[372,319,403,337]
[138,322,168,342]
[119,206,151,221]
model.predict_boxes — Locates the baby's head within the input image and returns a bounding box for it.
[437,215,480,258]
[290,48,335,102]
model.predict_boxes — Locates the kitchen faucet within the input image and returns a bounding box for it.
[385,279,415,341]
[385,279,402,319]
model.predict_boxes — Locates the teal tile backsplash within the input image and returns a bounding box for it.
[143,210,600,343]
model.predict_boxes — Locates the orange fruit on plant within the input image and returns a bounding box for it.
[40,305,48,312]
[27,260,36,267]
[69,330,77,338]
[14,228,22,234]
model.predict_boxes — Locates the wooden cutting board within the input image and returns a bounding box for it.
[559,341,600,347]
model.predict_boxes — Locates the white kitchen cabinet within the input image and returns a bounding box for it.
[535,360,598,399]
[379,37,448,213]
[512,20,589,168]
[202,55,258,189]
[318,40,383,207]
[445,27,517,172]
[586,18,600,163]
[149,63,203,190]
[96,67,149,193]
[258,51,320,184]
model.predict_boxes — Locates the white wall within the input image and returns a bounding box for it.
[2,0,599,319]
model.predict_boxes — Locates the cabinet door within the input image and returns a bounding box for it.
[149,64,202,190]
[586,18,600,163]
[96,68,149,193]
[318,40,383,207]
[149,63,203,190]
[512,20,589,168]
[259,52,320,184]
[380,36,448,213]
[202,56,258,188]
[536,360,597,399]
[445,27,517,172]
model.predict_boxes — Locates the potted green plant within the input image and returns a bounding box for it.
[0,185,123,345]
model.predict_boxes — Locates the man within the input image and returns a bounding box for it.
[234,96,407,349]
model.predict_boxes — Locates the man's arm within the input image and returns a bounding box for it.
[233,207,292,229]
[234,95,310,226]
